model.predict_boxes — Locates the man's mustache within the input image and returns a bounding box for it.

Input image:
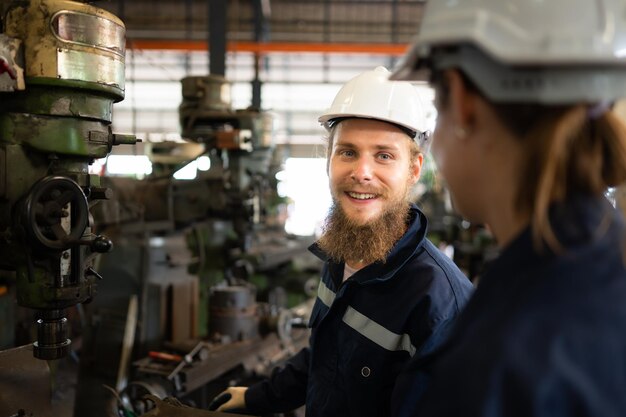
[335,182,388,197]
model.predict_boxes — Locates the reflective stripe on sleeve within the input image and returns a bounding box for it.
[342,306,417,357]
[317,279,336,307]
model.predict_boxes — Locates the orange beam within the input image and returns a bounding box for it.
[126,39,408,55]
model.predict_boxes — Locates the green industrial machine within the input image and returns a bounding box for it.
[178,74,314,330]
[0,0,137,360]
[70,73,318,417]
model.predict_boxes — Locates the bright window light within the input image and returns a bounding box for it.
[197,155,211,171]
[279,157,332,236]
[89,158,106,176]
[106,155,152,177]
[173,160,198,180]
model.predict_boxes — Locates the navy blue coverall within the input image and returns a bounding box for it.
[398,194,626,417]
[245,204,473,417]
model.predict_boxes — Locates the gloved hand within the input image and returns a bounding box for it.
[208,386,248,412]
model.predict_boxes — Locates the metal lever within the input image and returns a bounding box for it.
[166,342,207,380]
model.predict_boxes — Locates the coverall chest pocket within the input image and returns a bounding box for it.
[345,344,395,386]
[344,344,399,416]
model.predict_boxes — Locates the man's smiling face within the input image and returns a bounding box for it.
[328,118,420,226]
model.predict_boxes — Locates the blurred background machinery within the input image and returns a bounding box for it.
[73,73,319,417]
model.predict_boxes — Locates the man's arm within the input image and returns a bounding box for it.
[214,346,311,414]
[390,317,456,417]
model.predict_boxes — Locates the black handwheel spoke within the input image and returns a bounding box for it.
[34,202,46,221]
[57,190,75,207]
[50,223,69,241]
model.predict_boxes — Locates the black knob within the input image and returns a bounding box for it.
[91,235,113,253]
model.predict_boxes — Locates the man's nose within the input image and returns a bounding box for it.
[350,157,373,182]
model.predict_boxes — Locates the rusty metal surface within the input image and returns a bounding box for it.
[4,0,126,90]
[0,344,52,417]
[0,34,24,91]
[141,395,255,417]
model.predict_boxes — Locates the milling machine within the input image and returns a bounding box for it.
[0,0,138,415]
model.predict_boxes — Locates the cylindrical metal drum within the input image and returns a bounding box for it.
[209,286,259,342]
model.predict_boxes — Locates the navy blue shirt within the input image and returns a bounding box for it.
[245,205,473,417]
[400,194,626,417]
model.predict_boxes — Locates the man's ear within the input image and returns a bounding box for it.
[409,152,424,185]
[445,69,476,132]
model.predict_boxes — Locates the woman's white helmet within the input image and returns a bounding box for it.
[319,66,430,147]
[391,0,626,104]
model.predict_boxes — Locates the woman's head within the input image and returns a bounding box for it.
[431,68,626,249]
[392,0,626,250]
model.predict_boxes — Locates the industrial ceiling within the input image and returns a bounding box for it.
[1,0,431,154]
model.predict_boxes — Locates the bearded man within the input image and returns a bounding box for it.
[212,67,473,417]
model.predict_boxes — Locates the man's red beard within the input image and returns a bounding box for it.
[317,192,411,266]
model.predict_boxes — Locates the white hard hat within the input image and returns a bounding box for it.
[391,0,626,104]
[319,66,430,146]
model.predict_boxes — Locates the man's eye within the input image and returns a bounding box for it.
[378,153,392,160]
[339,150,355,157]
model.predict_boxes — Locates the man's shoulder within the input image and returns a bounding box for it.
[412,239,467,279]
[401,238,474,302]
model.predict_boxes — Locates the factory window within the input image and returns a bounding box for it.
[277,157,332,237]
[172,155,212,180]
[103,155,153,178]
[173,160,199,180]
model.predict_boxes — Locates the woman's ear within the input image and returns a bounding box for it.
[445,69,477,132]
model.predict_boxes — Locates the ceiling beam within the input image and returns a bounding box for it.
[126,40,408,55]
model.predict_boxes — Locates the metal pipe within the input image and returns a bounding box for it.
[127,40,408,55]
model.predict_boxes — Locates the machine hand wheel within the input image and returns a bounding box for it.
[22,176,89,250]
